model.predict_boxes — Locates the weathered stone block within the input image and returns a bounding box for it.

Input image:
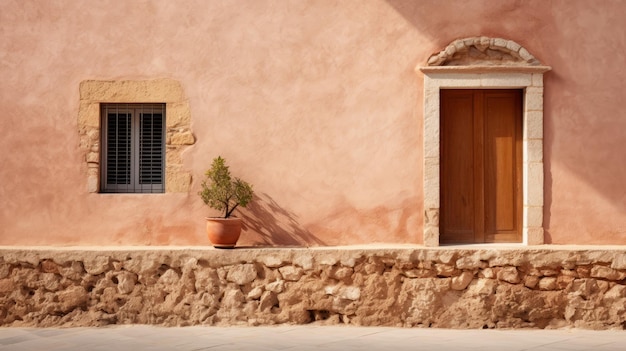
[340,257,357,268]
[165,150,183,167]
[467,278,497,296]
[165,171,192,193]
[518,47,534,62]
[444,45,456,56]
[259,291,278,311]
[576,266,591,278]
[427,54,442,66]
[584,251,615,265]
[506,40,522,52]
[492,38,508,48]
[525,93,543,111]
[437,251,456,265]
[330,267,353,280]
[567,278,608,299]
[525,163,544,207]
[42,273,60,291]
[610,254,626,270]
[451,271,474,291]
[453,39,465,51]
[590,266,626,281]
[0,278,14,293]
[0,265,10,280]
[278,266,303,281]
[84,256,110,275]
[540,269,559,277]
[77,102,100,128]
[423,159,440,209]
[456,256,486,270]
[117,272,137,294]
[221,289,245,309]
[524,112,543,142]
[324,285,360,301]
[266,280,285,293]
[86,152,99,163]
[435,264,455,277]
[556,275,574,289]
[259,256,284,268]
[40,260,59,274]
[538,277,557,291]
[57,286,88,312]
[480,73,531,87]
[247,287,263,300]
[362,262,383,277]
[339,286,361,301]
[560,269,578,277]
[87,175,99,193]
[523,139,543,164]
[227,264,258,285]
[170,131,195,145]
[480,267,495,279]
[293,254,313,270]
[488,252,525,267]
[158,269,181,290]
[403,269,432,278]
[165,101,191,128]
[603,285,626,301]
[524,276,539,289]
[497,267,520,284]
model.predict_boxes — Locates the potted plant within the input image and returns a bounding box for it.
[199,156,254,248]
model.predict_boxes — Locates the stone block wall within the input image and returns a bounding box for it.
[1,247,625,329]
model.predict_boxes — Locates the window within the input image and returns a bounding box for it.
[100,103,165,193]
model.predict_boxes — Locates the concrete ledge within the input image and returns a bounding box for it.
[1,246,625,329]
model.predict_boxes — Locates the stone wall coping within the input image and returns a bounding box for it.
[1,244,625,253]
[419,65,552,74]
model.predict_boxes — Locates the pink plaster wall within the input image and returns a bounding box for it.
[0,0,625,246]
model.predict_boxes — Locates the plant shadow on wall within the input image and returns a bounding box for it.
[239,193,326,247]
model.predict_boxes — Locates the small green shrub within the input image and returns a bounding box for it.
[199,156,254,218]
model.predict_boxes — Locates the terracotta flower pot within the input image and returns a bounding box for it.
[206,217,242,249]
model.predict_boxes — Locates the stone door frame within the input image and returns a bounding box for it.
[418,37,551,246]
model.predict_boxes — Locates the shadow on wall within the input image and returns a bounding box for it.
[239,193,326,247]
[384,0,550,46]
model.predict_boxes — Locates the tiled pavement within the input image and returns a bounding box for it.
[0,325,625,351]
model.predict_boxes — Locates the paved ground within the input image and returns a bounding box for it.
[0,325,625,351]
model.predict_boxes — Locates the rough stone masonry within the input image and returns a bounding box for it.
[0,247,625,329]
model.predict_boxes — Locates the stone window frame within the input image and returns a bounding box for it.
[418,37,551,246]
[78,79,195,193]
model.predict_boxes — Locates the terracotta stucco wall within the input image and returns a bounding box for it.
[1,0,625,246]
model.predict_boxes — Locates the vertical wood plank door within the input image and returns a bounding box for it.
[440,89,522,244]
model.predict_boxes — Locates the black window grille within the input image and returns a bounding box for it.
[101,103,165,193]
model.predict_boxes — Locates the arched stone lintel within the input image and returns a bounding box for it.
[427,37,541,67]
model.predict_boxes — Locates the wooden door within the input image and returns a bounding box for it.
[440,89,522,244]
